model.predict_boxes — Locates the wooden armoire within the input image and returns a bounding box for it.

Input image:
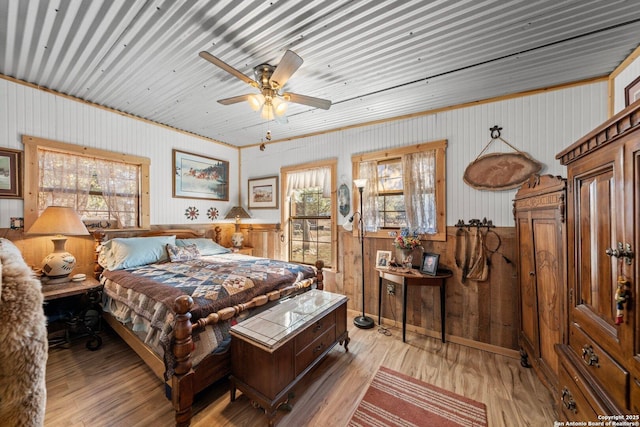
[555,101,640,420]
[514,174,567,397]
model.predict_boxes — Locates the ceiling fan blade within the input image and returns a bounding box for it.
[269,50,303,88]
[284,92,332,110]
[199,51,257,87]
[217,94,252,105]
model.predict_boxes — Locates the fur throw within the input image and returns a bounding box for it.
[0,238,48,427]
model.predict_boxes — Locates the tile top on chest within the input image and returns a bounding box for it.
[230,289,347,350]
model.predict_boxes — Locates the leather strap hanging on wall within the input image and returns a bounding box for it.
[463,126,543,191]
[455,227,471,283]
[455,218,494,282]
[466,228,489,281]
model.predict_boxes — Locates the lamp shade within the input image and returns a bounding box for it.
[353,178,367,189]
[224,206,251,220]
[225,206,251,249]
[27,206,90,236]
[26,206,89,284]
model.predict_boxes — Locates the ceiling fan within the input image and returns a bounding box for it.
[199,50,331,123]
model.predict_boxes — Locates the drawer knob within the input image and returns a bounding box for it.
[313,322,322,332]
[313,343,325,354]
[561,387,577,414]
[581,344,600,367]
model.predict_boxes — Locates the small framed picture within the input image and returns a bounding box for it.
[0,148,23,199]
[248,176,278,209]
[376,250,392,269]
[421,252,440,276]
[625,75,640,107]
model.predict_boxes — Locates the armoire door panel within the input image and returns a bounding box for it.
[571,149,626,365]
[518,216,538,355]
[533,219,563,377]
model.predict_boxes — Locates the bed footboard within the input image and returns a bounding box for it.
[169,260,324,426]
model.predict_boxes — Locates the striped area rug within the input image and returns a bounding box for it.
[348,366,488,427]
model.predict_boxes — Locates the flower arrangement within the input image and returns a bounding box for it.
[393,228,421,250]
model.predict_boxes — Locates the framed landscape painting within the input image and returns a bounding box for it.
[248,176,278,209]
[0,148,22,199]
[173,149,229,201]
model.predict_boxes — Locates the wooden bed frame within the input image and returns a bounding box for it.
[93,227,324,426]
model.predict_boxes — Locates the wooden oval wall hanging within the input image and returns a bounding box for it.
[463,126,543,191]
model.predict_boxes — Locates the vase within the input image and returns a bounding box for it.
[395,246,423,268]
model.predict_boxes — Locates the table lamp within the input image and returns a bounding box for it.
[26,206,89,284]
[225,206,251,248]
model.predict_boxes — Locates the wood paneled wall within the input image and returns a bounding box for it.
[3,223,518,353]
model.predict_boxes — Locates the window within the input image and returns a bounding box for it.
[23,135,150,230]
[352,140,447,241]
[376,159,405,228]
[282,159,337,269]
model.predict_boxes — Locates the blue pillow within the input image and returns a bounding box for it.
[98,235,176,270]
[175,238,230,256]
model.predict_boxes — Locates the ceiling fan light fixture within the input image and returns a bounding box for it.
[272,97,288,117]
[261,103,275,121]
[247,93,265,111]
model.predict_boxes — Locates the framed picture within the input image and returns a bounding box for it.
[0,148,23,199]
[173,149,229,201]
[376,250,392,269]
[421,252,440,276]
[248,176,278,209]
[625,75,640,107]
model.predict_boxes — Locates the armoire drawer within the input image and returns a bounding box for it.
[558,360,599,422]
[632,377,640,414]
[569,323,628,409]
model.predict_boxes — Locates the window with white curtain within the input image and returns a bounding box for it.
[22,136,150,230]
[38,149,141,227]
[281,159,337,268]
[352,140,447,242]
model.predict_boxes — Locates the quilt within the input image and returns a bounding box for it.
[101,253,317,375]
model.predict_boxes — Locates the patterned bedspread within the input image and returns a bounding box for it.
[102,253,317,320]
[101,253,317,375]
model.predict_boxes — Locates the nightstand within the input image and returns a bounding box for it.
[42,276,103,350]
[230,246,253,256]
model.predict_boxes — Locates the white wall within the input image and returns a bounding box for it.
[613,55,640,114]
[241,82,608,226]
[0,78,239,228]
[1,79,608,229]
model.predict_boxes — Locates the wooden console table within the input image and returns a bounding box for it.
[376,267,452,343]
[229,290,349,426]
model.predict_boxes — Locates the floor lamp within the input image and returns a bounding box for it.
[352,179,374,329]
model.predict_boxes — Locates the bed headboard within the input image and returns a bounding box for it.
[92,226,223,279]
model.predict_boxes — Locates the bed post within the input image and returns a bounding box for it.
[172,295,196,427]
[315,260,324,290]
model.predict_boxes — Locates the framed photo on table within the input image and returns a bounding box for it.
[173,149,229,201]
[0,148,23,199]
[375,250,392,269]
[421,252,440,276]
[248,176,278,209]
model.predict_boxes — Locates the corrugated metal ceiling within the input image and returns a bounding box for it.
[1,0,639,147]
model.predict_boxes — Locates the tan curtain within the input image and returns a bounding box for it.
[38,149,140,228]
[358,161,379,232]
[402,150,437,234]
[94,160,140,228]
[38,150,92,214]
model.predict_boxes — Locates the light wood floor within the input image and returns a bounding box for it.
[45,311,556,426]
